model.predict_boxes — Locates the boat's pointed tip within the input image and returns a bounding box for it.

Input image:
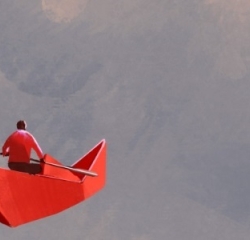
[100,139,106,145]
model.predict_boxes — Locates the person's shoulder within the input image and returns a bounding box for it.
[6,130,24,139]
[9,130,20,136]
[23,131,37,140]
[22,130,33,136]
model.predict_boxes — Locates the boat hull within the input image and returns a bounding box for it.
[0,140,106,227]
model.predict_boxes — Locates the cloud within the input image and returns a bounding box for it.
[187,0,250,80]
[41,0,89,23]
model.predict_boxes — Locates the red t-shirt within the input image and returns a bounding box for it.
[2,130,43,163]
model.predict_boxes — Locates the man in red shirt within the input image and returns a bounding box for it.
[2,120,44,174]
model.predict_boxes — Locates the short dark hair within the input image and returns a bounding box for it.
[17,120,27,130]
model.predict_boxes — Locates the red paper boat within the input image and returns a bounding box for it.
[0,139,106,227]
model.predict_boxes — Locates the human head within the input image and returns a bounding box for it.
[16,120,27,130]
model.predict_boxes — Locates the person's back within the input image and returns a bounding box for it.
[2,130,43,162]
[2,120,44,174]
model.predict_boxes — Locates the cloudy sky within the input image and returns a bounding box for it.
[1,0,250,239]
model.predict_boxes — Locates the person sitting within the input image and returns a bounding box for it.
[2,120,44,174]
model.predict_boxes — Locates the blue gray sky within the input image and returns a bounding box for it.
[1,0,250,239]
